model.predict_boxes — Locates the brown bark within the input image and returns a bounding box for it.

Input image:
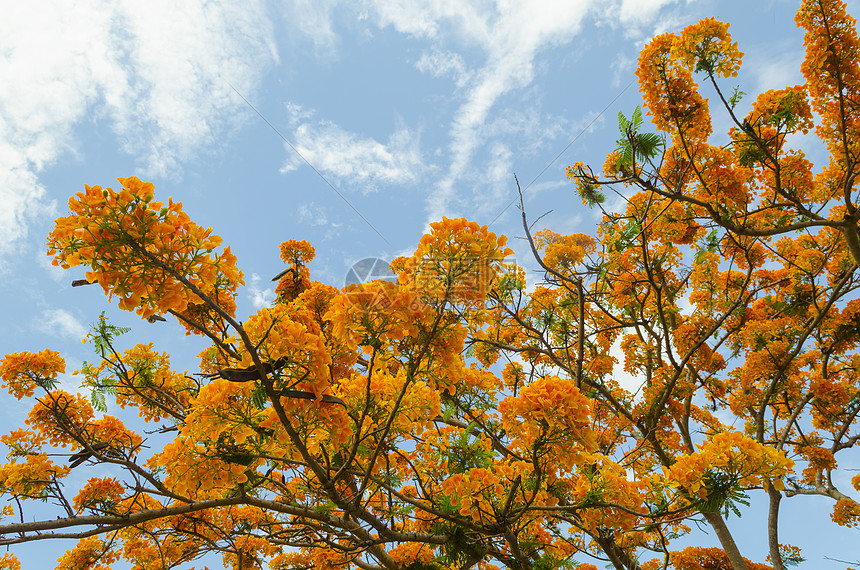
[701,509,749,570]
[767,483,785,570]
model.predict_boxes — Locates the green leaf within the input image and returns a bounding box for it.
[694,229,720,264]
[90,387,107,413]
[615,106,664,168]
[612,219,642,252]
[88,312,130,357]
[728,86,746,109]
[250,383,268,409]
[577,180,606,207]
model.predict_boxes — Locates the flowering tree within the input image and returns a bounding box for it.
[553,0,860,568]
[1,1,859,569]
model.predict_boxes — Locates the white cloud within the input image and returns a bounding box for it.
[284,102,316,127]
[280,109,427,191]
[245,0,688,229]
[415,49,472,87]
[363,0,596,221]
[279,0,341,57]
[618,0,680,33]
[472,141,514,214]
[297,202,330,226]
[35,309,88,341]
[104,0,279,177]
[481,102,570,157]
[296,202,344,242]
[747,44,804,94]
[486,142,512,186]
[247,273,275,310]
[367,0,491,40]
[0,0,277,258]
[0,163,54,264]
[36,249,67,283]
[593,0,687,39]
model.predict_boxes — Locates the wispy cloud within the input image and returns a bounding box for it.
[35,309,87,341]
[747,42,804,94]
[247,0,690,229]
[415,49,472,87]
[278,0,341,57]
[280,106,427,192]
[0,0,277,258]
[594,0,687,38]
[365,0,602,222]
[297,202,330,226]
[247,273,275,310]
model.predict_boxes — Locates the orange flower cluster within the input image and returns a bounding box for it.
[688,145,752,214]
[157,380,268,497]
[154,436,259,498]
[500,375,596,471]
[47,176,243,322]
[337,369,440,434]
[441,463,520,523]
[386,542,434,566]
[275,239,315,301]
[797,0,860,165]
[235,302,331,392]
[746,86,813,139]
[0,452,69,497]
[55,536,120,570]
[534,230,597,275]
[670,546,773,570]
[73,477,125,513]
[831,497,860,527]
[327,279,430,353]
[637,40,704,142]
[88,415,143,455]
[79,342,194,423]
[0,349,65,400]
[399,217,513,304]
[26,390,94,446]
[663,432,793,498]
[638,19,740,143]
[674,18,743,78]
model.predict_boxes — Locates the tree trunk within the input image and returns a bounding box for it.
[594,533,643,570]
[767,483,785,570]
[701,509,749,570]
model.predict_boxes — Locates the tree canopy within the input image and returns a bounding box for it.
[2,1,860,569]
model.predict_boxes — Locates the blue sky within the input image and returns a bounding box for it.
[1,0,858,567]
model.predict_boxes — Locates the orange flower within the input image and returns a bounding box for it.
[0,350,65,399]
[73,477,125,513]
[55,536,120,570]
[400,217,513,304]
[47,177,243,323]
[26,391,94,446]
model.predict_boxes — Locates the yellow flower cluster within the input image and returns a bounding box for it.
[662,432,794,497]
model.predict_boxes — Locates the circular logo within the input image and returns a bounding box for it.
[344,257,396,288]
